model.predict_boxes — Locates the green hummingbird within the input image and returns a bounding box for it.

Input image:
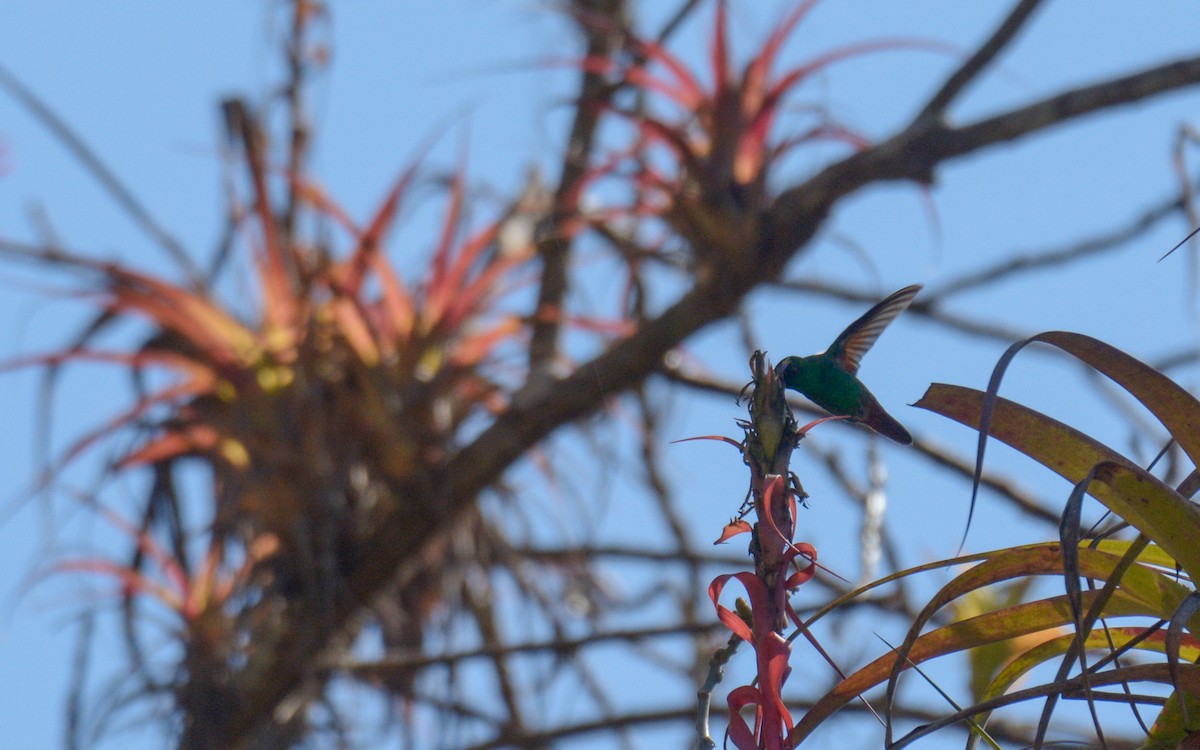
[776,285,921,445]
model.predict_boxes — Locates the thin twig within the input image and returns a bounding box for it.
[0,62,200,284]
[915,0,1047,122]
[932,191,1185,298]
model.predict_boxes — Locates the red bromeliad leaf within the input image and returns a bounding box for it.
[449,316,523,367]
[53,507,277,623]
[237,132,304,336]
[329,295,383,365]
[798,414,850,437]
[785,542,817,589]
[0,348,216,387]
[292,175,360,236]
[633,117,707,176]
[0,242,262,371]
[588,0,951,210]
[710,0,732,101]
[94,503,189,594]
[710,570,797,749]
[759,473,795,547]
[726,684,765,750]
[758,632,795,750]
[105,268,259,368]
[743,0,820,96]
[714,519,752,545]
[710,572,763,642]
[669,435,743,448]
[342,160,422,294]
[117,423,222,468]
[368,251,416,342]
[635,46,703,108]
[563,314,638,338]
[54,558,185,614]
[43,372,221,481]
[4,346,221,473]
[435,225,506,330]
[576,55,702,110]
[427,168,467,306]
[769,123,871,160]
[762,38,952,117]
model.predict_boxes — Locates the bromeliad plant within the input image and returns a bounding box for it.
[581,0,936,268]
[4,101,540,735]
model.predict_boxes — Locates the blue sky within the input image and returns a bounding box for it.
[3,2,1200,748]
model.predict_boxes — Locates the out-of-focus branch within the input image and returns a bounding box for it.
[0,62,201,284]
[515,543,754,570]
[771,279,1030,344]
[280,0,320,242]
[770,55,1200,238]
[323,621,726,678]
[916,0,1046,122]
[527,0,630,380]
[454,698,1113,750]
[655,0,703,45]
[932,192,1185,298]
[1172,123,1200,301]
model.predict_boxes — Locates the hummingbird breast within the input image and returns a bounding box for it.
[786,356,914,444]
[793,357,867,418]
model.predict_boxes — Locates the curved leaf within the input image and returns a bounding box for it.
[915,383,1141,514]
[926,331,1200,547]
[793,587,1153,744]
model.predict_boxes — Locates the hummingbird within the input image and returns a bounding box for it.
[775,285,921,445]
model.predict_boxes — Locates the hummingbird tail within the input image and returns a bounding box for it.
[872,412,913,445]
[859,395,913,445]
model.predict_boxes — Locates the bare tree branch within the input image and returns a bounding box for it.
[916,0,1047,122]
[323,621,727,677]
[527,0,630,381]
[0,62,201,284]
[933,191,1185,298]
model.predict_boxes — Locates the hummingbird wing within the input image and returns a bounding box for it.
[826,284,922,376]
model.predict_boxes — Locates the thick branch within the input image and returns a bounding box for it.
[771,54,1200,240]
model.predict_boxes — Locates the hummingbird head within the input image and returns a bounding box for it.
[775,355,817,394]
